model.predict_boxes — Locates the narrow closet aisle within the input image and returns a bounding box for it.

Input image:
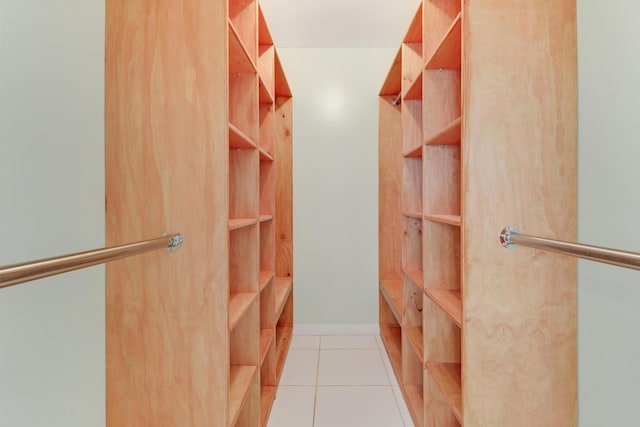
[267,335,414,427]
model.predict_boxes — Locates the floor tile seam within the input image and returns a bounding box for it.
[312,342,321,427]
[390,384,412,427]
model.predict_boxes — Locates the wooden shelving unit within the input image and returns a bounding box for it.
[379,0,577,426]
[105,1,293,426]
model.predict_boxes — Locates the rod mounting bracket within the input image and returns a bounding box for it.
[500,226,519,249]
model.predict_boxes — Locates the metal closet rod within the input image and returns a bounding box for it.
[499,226,640,271]
[0,233,183,290]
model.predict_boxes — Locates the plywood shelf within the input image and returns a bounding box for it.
[403,211,423,220]
[405,326,424,360]
[403,384,425,427]
[229,292,258,331]
[380,278,403,324]
[425,12,461,70]
[403,143,423,158]
[404,269,424,290]
[274,51,292,97]
[404,73,423,101]
[425,117,461,146]
[259,270,275,292]
[380,324,402,383]
[259,147,274,161]
[259,75,275,104]
[229,365,258,427]
[274,277,293,319]
[425,289,462,327]
[259,214,273,222]
[260,385,277,427]
[259,328,275,366]
[229,218,259,230]
[424,214,461,227]
[380,48,402,96]
[426,362,462,424]
[228,20,257,74]
[229,123,258,149]
[275,325,293,381]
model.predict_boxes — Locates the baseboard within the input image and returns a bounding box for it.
[292,324,380,336]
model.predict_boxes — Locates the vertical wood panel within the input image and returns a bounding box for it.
[379,96,403,279]
[105,0,229,425]
[462,1,577,425]
[275,96,293,279]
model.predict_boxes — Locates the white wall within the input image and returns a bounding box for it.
[278,48,395,333]
[0,1,105,426]
[577,0,640,424]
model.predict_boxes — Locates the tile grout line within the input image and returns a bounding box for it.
[312,337,322,426]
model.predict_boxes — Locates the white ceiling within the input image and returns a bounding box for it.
[259,0,420,48]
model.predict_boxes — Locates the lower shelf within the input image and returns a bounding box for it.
[403,384,425,427]
[274,277,293,318]
[275,325,293,381]
[405,326,424,360]
[426,362,462,424]
[379,278,402,324]
[260,385,277,427]
[229,365,258,427]
[425,289,462,328]
[259,328,275,366]
[379,324,402,383]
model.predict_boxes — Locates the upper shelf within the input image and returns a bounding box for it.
[274,51,292,97]
[425,117,461,146]
[403,3,423,44]
[425,12,462,70]
[258,5,273,46]
[229,21,257,74]
[379,48,402,97]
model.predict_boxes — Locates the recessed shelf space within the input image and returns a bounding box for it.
[403,216,423,276]
[402,43,423,100]
[404,269,424,290]
[229,365,259,427]
[426,362,463,424]
[230,123,258,149]
[423,221,460,292]
[423,296,461,363]
[402,100,423,156]
[403,276,424,359]
[260,220,275,272]
[229,0,257,66]
[230,148,259,226]
[259,328,275,366]
[274,277,293,319]
[230,292,258,331]
[380,48,402,97]
[260,154,275,216]
[402,337,424,427]
[425,117,461,146]
[423,144,460,217]
[423,69,460,140]
[229,225,259,291]
[425,289,461,328]
[229,71,258,144]
[380,278,402,324]
[403,157,423,215]
[229,291,259,425]
[229,21,257,74]
[259,102,275,157]
[258,46,275,104]
[274,52,292,98]
[423,0,461,62]
[425,12,461,70]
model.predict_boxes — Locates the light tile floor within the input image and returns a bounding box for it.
[267,334,415,427]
